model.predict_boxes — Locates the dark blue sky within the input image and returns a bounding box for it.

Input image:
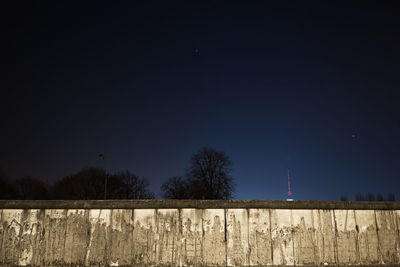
[2,1,400,200]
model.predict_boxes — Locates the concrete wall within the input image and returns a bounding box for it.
[0,200,399,266]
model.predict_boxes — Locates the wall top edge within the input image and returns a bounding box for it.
[0,200,399,210]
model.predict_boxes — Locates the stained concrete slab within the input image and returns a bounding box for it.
[180,208,203,266]
[334,210,358,265]
[248,208,272,265]
[109,209,134,266]
[202,209,226,266]
[133,209,156,265]
[85,209,111,265]
[226,209,249,266]
[270,209,294,265]
[1,209,23,265]
[292,209,317,265]
[43,209,68,266]
[314,209,336,266]
[63,209,89,265]
[375,210,399,264]
[0,200,399,266]
[356,210,379,264]
[156,209,179,266]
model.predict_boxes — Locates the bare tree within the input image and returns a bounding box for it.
[50,168,155,200]
[186,147,235,200]
[14,176,49,200]
[114,171,154,199]
[161,176,190,199]
[340,195,349,201]
[50,168,123,200]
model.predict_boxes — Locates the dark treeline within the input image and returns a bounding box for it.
[0,147,235,200]
[340,193,396,202]
[0,168,154,200]
[2,146,396,201]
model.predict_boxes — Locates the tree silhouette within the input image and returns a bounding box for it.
[50,168,154,200]
[50,168,122,200]
[0,169,18,199]
[114,171,154,199]
[14,176,49,200]
[352,193,397,202]
[187,147,235,199]
[161,147,235,200]
[161,176,190,199]
[376,193,384,201]
[366,192,376,201]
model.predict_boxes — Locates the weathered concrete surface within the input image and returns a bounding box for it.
[227,209,249,266]
[2,199,400,210]
[132,209,156,265]
[292,209,316,265]
[248,208,272,265]
[181,208,202,266]
[375,210,399,264]
[357,210,380,264]
[0,200,399,266]
[203,209,226,266]
[334,210,358,264]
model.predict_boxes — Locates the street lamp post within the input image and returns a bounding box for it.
[99,154,107,200]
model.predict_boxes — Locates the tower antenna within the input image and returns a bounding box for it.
[287,168,294,201]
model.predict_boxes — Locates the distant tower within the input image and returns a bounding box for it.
[287,168,294,201]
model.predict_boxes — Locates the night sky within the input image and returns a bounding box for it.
[2,1,400,200]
